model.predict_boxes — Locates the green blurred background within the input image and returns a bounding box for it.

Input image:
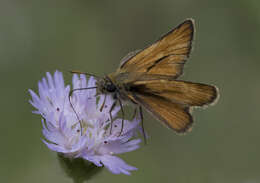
[1,0,260,182]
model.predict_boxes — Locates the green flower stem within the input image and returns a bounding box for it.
[58,153,103,183]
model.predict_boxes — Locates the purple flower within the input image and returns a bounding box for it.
[29,71,141,175]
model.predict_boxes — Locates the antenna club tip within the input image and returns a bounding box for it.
[70,70,81,74]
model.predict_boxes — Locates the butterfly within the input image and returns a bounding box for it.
[71,18,219,136]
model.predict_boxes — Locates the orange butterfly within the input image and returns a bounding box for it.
[72,19,219,136]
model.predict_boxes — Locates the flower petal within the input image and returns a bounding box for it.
[99,155,137,175]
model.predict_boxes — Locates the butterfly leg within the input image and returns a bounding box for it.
[139,106,147,144]
[131,107,137,120]
[109,100,117,134]
[118,98,125,136]
[99,94,107,112]
[69,89,83,136]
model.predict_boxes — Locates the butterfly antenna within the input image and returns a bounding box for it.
[69,86,98,136]
[70,70,100,78]
[69,95,83,135]
[139,106,147,144]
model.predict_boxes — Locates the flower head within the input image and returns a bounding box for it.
[29,71,141,175]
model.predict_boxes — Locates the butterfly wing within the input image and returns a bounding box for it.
[118,19,194,79]
[128,78,218,132]
[132,93,193,133]
[132,78,218,107]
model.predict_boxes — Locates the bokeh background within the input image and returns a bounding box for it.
[1,0,260,183]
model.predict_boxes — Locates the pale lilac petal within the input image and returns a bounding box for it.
[46,72,55,89]
[82,154,103,167]
[28,89,40,105]
[100,155,137,175]
[42,140,66,153]
[101,139,141,154]
[79,74,87,88]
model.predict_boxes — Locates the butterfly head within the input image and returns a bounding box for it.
[96,76,117,95]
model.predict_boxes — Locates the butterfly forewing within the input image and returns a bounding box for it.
[118,19,194,78]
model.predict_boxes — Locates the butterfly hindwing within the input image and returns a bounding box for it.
[132,93,193,133]
[131,78,218,107]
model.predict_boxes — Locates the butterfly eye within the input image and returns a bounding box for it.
[105,82,116,92]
